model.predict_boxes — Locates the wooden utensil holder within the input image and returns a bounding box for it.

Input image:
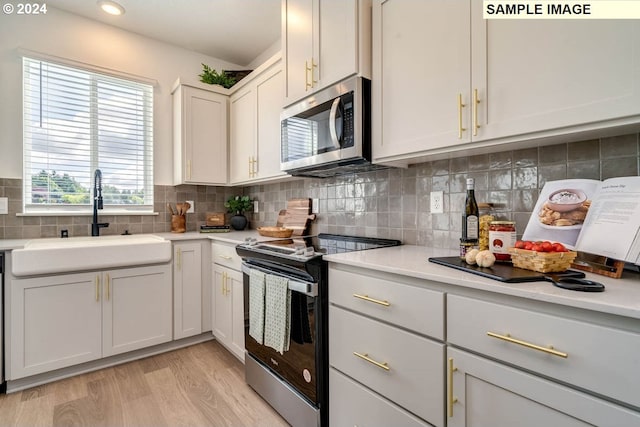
[171,214,186,233]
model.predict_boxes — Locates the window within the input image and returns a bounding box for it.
[22,57,154,214]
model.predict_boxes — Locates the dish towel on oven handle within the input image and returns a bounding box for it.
[264,273,291,354]
[249,269,266,344]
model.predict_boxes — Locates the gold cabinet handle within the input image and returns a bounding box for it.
[252,157,258,177]
[187,160,192,180]
[106,273,110,301]
[248,157,253,177]
[95,275,100,301]
[457,93,466,139]
[177,248,182,271]
[353,352,390,371]
[305,60,312,90]
[473,88,480,136]
[487,332,568,358]
[311,59,318,85]
[222,271,228,295]
[448,357,458,417]
[352,293,390,307]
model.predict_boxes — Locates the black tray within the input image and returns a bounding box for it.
[428,256,586,283]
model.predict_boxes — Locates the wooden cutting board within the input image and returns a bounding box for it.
[275,199,316,236]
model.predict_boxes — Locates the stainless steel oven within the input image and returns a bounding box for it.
[236,234,401,427]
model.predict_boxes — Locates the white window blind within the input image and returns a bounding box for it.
[23,57,154,213]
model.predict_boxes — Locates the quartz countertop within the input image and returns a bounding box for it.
[324,245,640,320]
[0,229,274,251]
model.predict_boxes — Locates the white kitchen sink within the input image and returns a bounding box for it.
[12,234,172,276]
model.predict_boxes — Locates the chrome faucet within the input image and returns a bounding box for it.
[91,169,109,236]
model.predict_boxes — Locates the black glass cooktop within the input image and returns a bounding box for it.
[237,233,402,261]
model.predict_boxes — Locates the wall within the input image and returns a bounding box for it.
[246,133,640,249]
[0,7,242,184]
[1,132,638,242]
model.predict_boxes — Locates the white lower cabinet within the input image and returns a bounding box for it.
[329,368,431,427]
[329,266,445,427]
[9,264,172,379]
[447,347,640,427]
[211,242,245,361]
[173,241,203,339]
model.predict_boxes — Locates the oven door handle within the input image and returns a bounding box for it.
[242,263,318,297]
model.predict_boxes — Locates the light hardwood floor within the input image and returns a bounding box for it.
[0,340,289,427]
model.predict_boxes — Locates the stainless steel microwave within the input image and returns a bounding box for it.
[280,76,380,178]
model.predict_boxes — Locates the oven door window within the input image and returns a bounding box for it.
[281,91,354,163]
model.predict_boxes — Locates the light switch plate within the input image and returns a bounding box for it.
[0,197,7,214]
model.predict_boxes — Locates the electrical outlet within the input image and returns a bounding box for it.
[186,200,194,213]
[0,197,7,214]
[312,198,319,214]
[430,191,444,214]
[253,200,259,213]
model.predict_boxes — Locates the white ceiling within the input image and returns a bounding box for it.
[45,0,282,66]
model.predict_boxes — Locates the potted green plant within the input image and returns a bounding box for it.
[225,195,253,230]
[199,64,237,89]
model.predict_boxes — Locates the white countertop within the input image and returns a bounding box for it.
[0,229,275,251]
[324,245,640,320]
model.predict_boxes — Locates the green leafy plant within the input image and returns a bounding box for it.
[199,64,237,88]
[225,195,253,214]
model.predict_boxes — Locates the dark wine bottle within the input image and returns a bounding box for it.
[461,178,479,245]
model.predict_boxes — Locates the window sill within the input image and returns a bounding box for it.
[17,211,160,217]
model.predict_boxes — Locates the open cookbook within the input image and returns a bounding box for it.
[522,176,640,265]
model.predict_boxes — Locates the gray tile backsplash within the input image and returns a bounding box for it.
[2,132,639,249]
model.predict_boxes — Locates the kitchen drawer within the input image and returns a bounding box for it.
[329,368,431,427]
[447,294,640,409]
[329,267,444,340]
[211,242,241,271]
[330,305,444,427]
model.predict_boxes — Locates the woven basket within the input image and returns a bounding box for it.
[508,248,577,273]
[256,226,294,238]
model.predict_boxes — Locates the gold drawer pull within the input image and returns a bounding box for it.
[353,352,390,371]
[448,357,458,417]
[218,255,233,260]
[487,332,568,358]
[352,293,390,307]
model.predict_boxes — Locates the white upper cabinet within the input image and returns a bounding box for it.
[372,0,640,166]
[282,0,372,105]
[372,0,470,163]
[229,56,288,185]
[173,83,228,185]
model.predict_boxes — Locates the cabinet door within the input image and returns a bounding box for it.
[179,86,227,185]
[9,272,102,379]
[103,265,173,357]
[229,86,257,184]
[472,4,640,142]
[212,264,232,347]
[372,0,471,163]
[447,348,640,427]
[227,268,246,362]
[255,65,287,181]
[317,0,358,88]
[283,0,315,104]
[173,242,203,340]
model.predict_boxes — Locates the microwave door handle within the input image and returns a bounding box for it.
[328,97,342,149]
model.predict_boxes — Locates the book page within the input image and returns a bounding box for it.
[575,176,640,264]
[522,179,600,248]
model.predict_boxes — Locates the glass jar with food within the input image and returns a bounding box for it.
[478,203,495,251]
[489,220,516,261]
